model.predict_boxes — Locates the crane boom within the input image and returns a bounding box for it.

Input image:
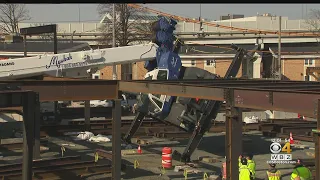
[0,43,158,80]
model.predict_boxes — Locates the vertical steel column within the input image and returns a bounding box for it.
[53,27,57,54]
[315,99,320,179]
[242,57,249,78]
[53,28,58,122]
[225,89,242,180]
[112,99,122,180]
[278,16,282,80]
[23,34,27,57]
[22,92,36,180]
[84,100,91,130]
[112,4,117,80]
[33,93,40,159]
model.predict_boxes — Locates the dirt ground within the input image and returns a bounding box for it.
[0,131,315,180]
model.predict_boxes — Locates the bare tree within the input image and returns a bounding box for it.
[0,4,30,34]
[97,4,155,80]
[304,9,320,52]
[305,9,320,42]
[305,9,320,33]
[97,4,153,46]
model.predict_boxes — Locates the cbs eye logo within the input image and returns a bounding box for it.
[270,142,292,154]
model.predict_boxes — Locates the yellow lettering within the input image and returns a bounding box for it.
[281,142,292,153]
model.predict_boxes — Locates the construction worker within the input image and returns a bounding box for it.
[245,154,256,179]
[238,154,243,167]
[239,158,252,180]
[291,159,312,180]
[265,163,281,180]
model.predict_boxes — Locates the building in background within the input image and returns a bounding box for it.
[0,14,319,81]
[220,14,245,20]
[0,41,91,59]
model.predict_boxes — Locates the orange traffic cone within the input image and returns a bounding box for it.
[137,145,142,154]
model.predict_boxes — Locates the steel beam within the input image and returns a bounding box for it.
[22,91,36,180]
[33,93,40,159]
[133,79,320,84]
[119,81,225,101]
[20,25,57,35]
[84,100,90,130]
[225,89,242,180]
[0,80,119,101]
[120,79,320,87]
[23,35,27,57]
[119,81,320,118]
[112,99,121,180]
[4,79,320,117]
[233,90,320,118]
[315,99,320,180]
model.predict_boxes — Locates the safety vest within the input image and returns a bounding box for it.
[239,165,251,180]
[267,170,281,180]
[238,157,242,167]
[291,166,312,180]
[247,160,256,179]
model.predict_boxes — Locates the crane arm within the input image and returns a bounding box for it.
[0,43,158,80]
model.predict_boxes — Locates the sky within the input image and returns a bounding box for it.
[25,4,320,23]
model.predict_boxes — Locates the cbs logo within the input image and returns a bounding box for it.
[270,142,292,154]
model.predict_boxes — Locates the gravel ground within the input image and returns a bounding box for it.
[0,131,314,180]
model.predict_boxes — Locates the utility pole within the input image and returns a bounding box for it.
[278,16,282,80]
[112,4,117,80]
[199,4,203,31]
[302,4,304,19]
[78,4,81,23]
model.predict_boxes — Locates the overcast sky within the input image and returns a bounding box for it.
[25,4,320,23]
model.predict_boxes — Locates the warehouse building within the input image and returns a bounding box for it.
[0,41,91,59]
[98,42,320,81]
[0,13,318,81]
[96,13,320,81]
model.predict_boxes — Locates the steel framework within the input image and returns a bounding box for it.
[118,79,320,180]
[0,78,320,180]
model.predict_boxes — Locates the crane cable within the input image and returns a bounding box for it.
[128,4,320,37]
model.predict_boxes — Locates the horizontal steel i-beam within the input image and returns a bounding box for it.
[0,80,119,102]
[20,25,57,35]
[119,81,225,101]
[119,81,320,118]
[1,80,319,118]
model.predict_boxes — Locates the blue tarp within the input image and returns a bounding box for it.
[156,31,174,46]
[152,17,176,33]
[145,17,181,74]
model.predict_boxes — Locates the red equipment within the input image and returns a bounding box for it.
[137,145,142,154]
[162,147,172,169]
